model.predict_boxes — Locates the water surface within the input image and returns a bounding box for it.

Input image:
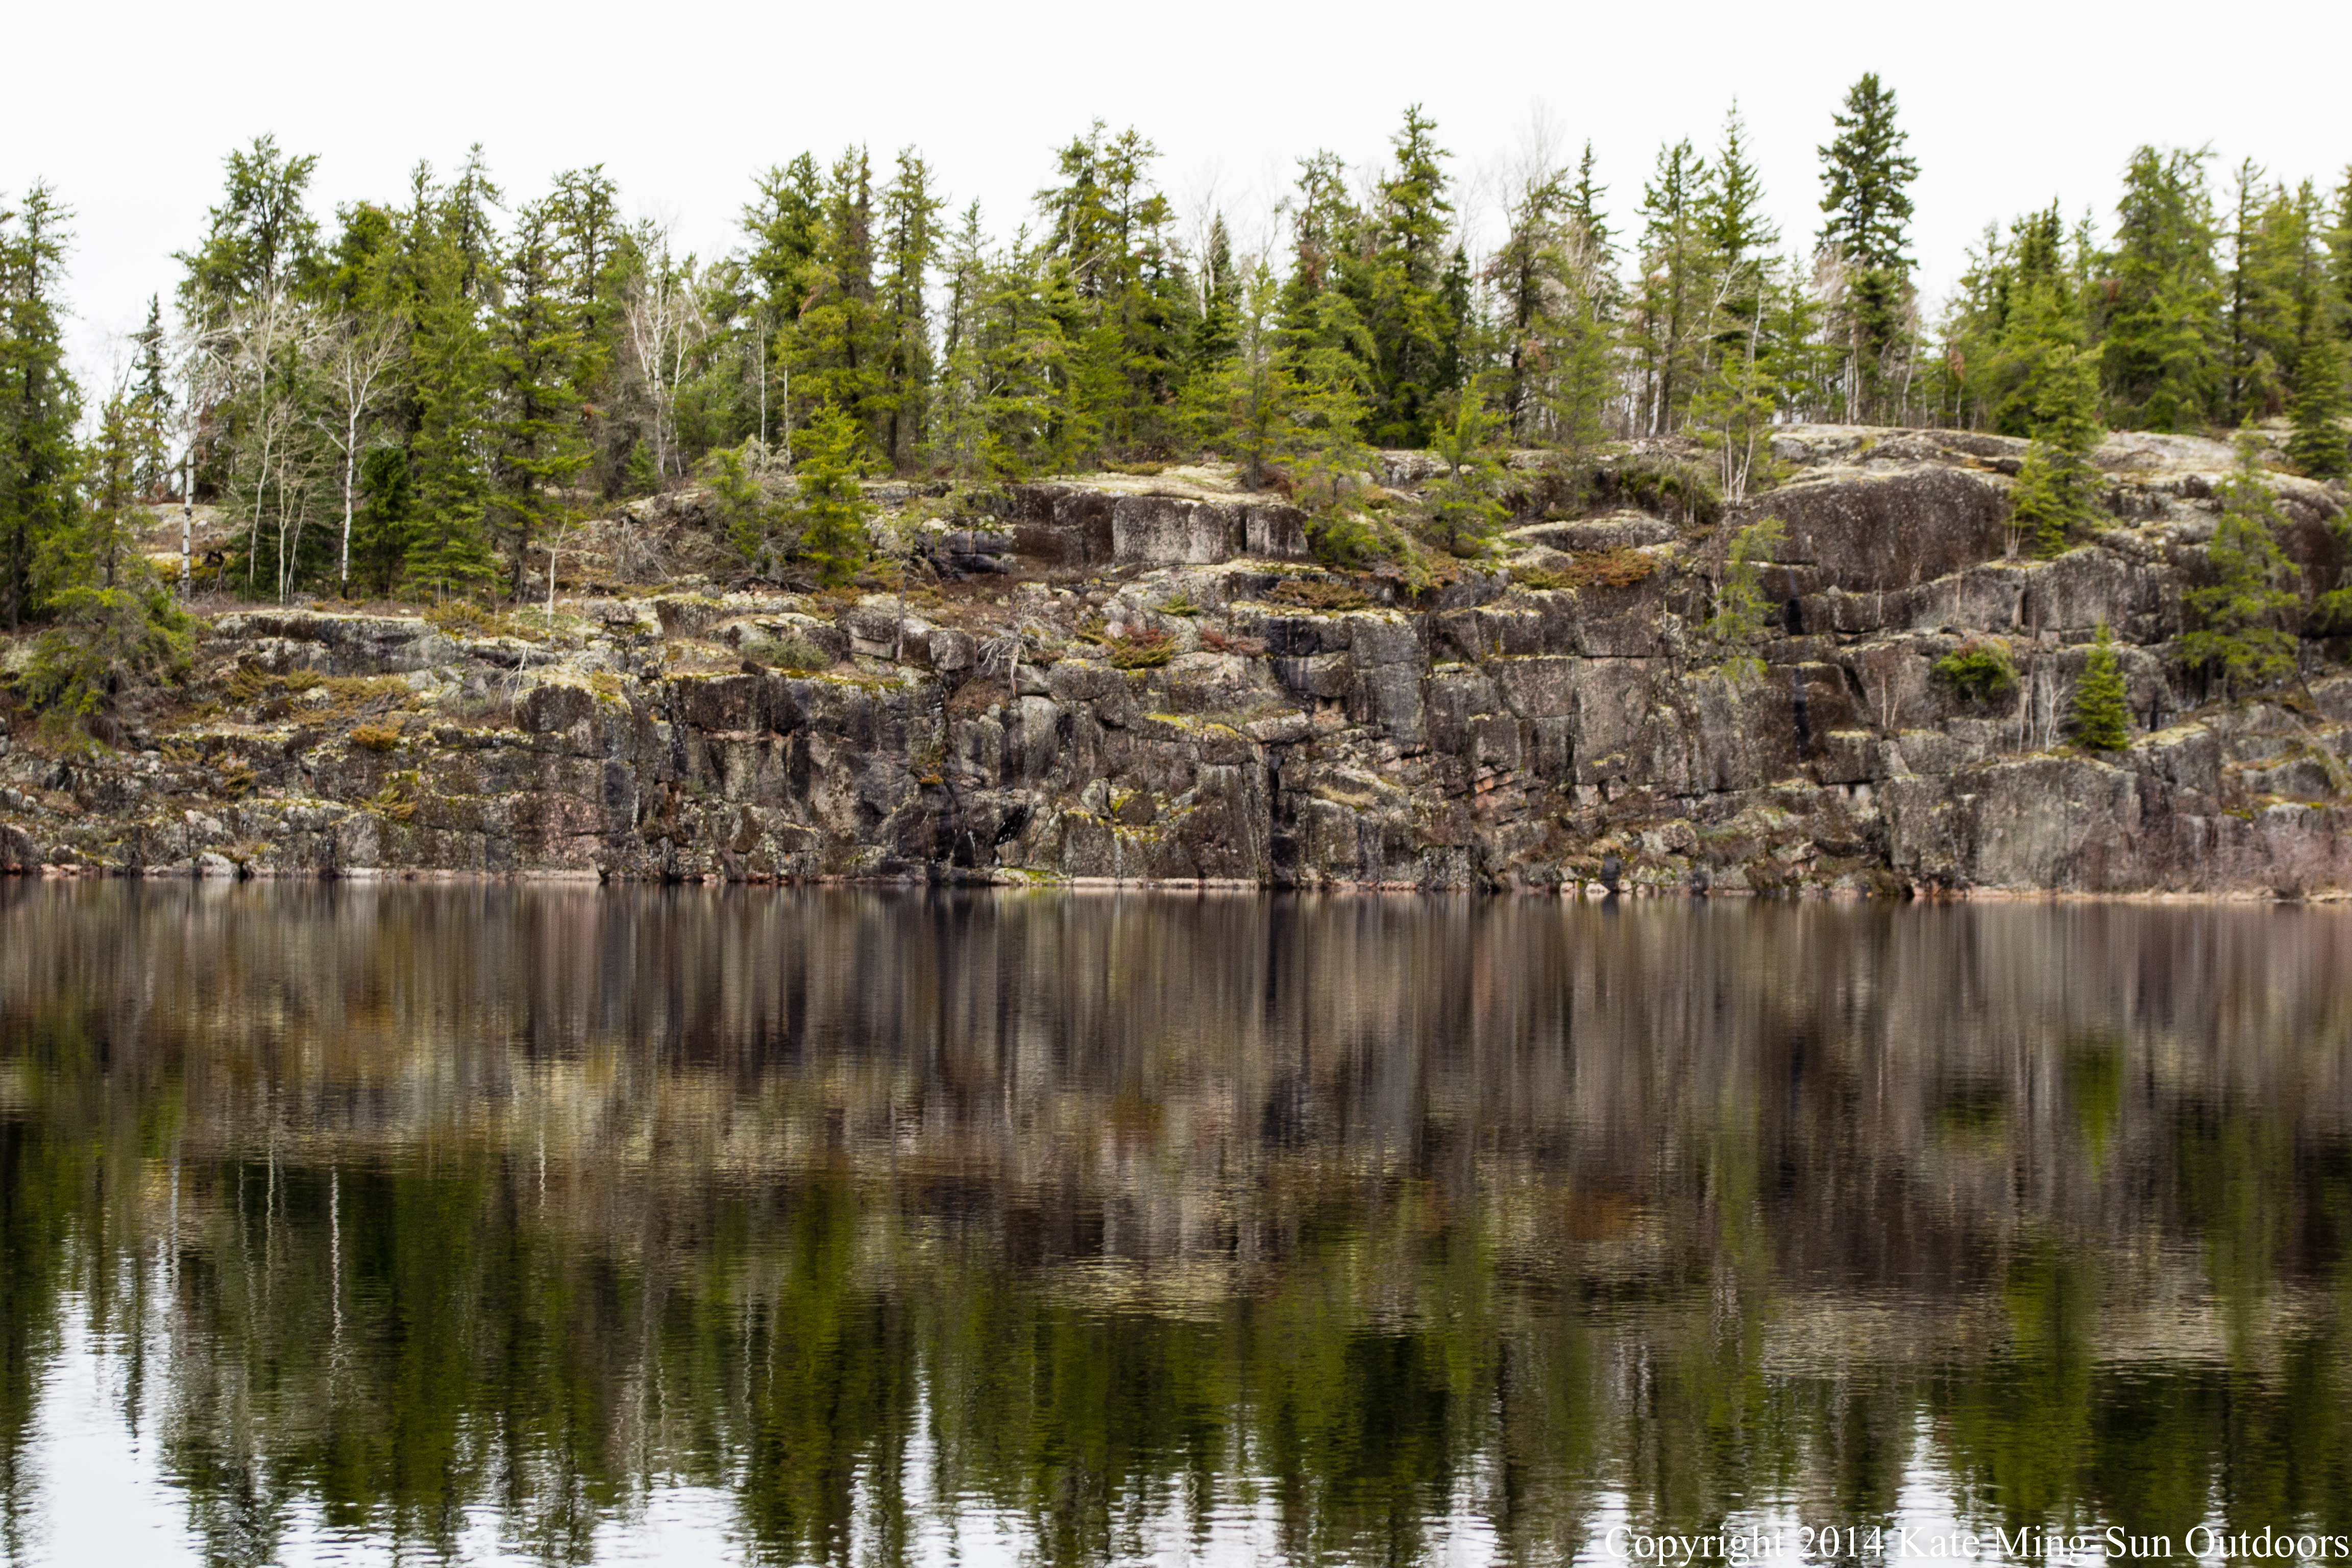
[1,884,2348,1565]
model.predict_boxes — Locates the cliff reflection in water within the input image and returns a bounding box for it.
[2,884,2350,1565]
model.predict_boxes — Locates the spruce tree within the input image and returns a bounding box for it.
[1630,139,1708,435]
[1708,516,1787,680]
[1703,104,1778,338]
[2101,146,2219,432]
[352,446,412,597]
[175,135,323,318]
[2286,330,2347,479]
[2006,305,2105,557]
[1488,163,1571,443]
[0,183,83,629]
[1342,107,1461,447]
[1037,122,1193,459]
[877,150,942,471]
[1418,399,1506,555]
[2220,163,2314,424]
[2180,432,2300,698]
[550,166,627,487]
[1816,72,1920,421]
[2070,623,2131,750]
[131,296,176,496]
[1195,264,1300,492]
[404,226,495,597]
[792,404,870,585]
[489,200,589,601]
[1191,214,1239,371]
[790,149,885,450]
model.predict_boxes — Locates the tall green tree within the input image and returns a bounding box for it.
[2220,164,2319,424]
[1345,107,1462,447]
[0,185,83,628]
[1037,122,1194,458]
[130,296,177,496]
[1488,161,1573,443]
[548,166,628,488]
[932,205,1081,479]
[2179,431,2300,697]
[877,150,943,471]
[1817,72,1920,422]
[403,209,496,596]
[1630,139,1709,435]
[175,135,323,319]
[790,149,885,448]
[1196,262,1368,497]
[488,199,589,600]
[2100,146,2220,432]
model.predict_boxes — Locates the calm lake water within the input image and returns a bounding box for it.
[1,884,2348,1566]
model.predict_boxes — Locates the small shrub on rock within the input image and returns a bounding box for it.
[1200,626,1266,656]
[740,633,836,673]
[1267,578,1372,612]
[349,723,403,753]
[1106,628,1178,669]
[1564,548,1659,591]
[1933,636,2020,703]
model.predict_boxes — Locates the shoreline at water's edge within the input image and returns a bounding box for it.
[7,863,2336,903]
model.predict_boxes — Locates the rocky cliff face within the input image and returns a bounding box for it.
[5,428,2349,895]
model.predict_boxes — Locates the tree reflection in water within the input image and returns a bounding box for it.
[1,883,2349,1565]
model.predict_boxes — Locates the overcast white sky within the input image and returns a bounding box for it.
[6,0,2343,394]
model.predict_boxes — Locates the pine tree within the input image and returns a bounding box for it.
[1344,107,1461,447]
[351,445,412,597]
[175,136,323,318]
[1418,399,1506,554]
[2070,623,2130,750]
[17,381,193,743]
[1992,222,2106,557]
[1195,264,1298,491]
[1487,162,1571,443]
[131,296,176,496]
[1689,105,1785,498]
[1708,515,1787,680]
[1550,143,1621,459]
[404,225,495,597]
[2220,163,2314,425]
[1190,214,1239,371]
[790,149,885,451]
[2288,330,2348,478]
[489,200,589,600]
[2100,146,2219,432]
[1037,123,1193,458]
[1630,138,1708,435]
[2179,431,2300,697]
[0,184,83,629]
[877,150,942,471]
[549,166,627,488]
[1703,104,1779,340]
[792,404,870,585]
[1817,73,1920,422]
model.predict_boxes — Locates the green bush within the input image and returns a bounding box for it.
[1933,638,2020,703]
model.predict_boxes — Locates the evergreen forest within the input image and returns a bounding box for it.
[4,74,2350,632]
